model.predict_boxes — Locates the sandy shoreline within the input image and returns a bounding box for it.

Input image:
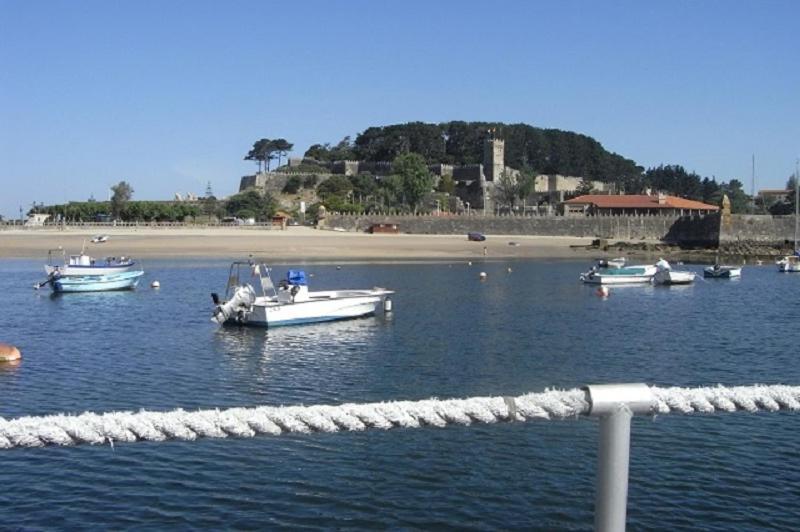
[0,227,600,261]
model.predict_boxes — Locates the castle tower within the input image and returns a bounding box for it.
[483,137,504,182]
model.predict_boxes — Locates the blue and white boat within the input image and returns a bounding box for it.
[51,270,145,293]
[45,248,137,277]
[211,262,393,328]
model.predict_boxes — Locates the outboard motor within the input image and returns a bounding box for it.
[211,284,256,325]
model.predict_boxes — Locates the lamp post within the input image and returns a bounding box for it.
[465,202,470,216]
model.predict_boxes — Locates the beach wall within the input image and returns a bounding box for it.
[719,214,796,244]
[324,213,796,246]
[323,213,720,244]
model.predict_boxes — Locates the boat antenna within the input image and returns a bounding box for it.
[795,158,799,251]
[751,154,756,212]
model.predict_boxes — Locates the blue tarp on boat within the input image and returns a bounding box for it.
[288,270,307,285]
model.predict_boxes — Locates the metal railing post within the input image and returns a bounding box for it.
[584,383,655,532]
[595,405,633,532]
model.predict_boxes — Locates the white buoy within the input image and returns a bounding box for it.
[479,272,487,281]
[151,281,160,289]
[596,286,610,298]
[468,261,472,266]
[384,299,393,313]
[507,267,512,273]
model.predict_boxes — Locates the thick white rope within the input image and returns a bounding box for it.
[1,385,798,449]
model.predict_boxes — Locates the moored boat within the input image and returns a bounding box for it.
[653,259,696,285]
[776,253,800,273]
[580,264,657,285]
[211,262,394,328]
[51,270,145,293]
[45,248,137,277]
[703,264,742,278]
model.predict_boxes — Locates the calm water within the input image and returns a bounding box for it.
[1,258,799,529]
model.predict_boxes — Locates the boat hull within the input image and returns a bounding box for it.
[777,256,800,272]
[221,292,390,328]
[581,265,657,285]
[703,267,742,278]
[52,271,144,293]
[654,270,696,285]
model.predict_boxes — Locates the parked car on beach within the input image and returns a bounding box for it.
[467,232,486,242]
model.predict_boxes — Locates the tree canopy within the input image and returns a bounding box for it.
[392,152,434,210]
[110,181,133,218]
[245,138,294,172]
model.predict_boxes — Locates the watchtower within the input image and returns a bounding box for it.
[483,137,504,182]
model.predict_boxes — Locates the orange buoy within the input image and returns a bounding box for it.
[0,343,21,362]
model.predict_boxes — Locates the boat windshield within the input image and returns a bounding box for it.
[224,261,276,299]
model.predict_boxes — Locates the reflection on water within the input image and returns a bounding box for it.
[211,316,393,403]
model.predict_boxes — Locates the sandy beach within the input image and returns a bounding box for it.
[0,227,598,261]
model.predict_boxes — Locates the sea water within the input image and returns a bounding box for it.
[0,259,798,529]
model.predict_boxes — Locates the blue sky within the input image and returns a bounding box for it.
[1,0,798,218]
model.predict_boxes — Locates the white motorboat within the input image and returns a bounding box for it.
[703,264,742,278]
[653,259,695,285]
[777,253,800,273]
[211,262,394,328]
[580,264,657,285]
[44,247,136,277]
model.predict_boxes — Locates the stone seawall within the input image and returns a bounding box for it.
[323,214,719,244]
[323,213,797,247]
[720,214,796,244]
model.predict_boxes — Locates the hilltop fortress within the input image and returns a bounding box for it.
[240,137,609,211]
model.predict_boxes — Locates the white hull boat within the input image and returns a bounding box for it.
[44,248,136,277]
[653,269,695,285]
[703,265,742,278]
[580,264,657,285]
[212,262,393,328]
[51,271,144,293]
[777,254,800,273]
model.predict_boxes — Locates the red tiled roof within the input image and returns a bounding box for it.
[564,194,719,211]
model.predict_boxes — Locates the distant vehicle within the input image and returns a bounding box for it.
[369,223,399,234]
[468,232,486,242]
[91,235,109,243]
[287,220,300,226]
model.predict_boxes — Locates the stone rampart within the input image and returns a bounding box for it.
[720,214,796,244]
[323,213,720,243]
[322,212,796,247]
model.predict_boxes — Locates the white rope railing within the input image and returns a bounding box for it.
[1,384,798,450]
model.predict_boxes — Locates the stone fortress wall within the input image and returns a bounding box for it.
[322,212,796,248]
